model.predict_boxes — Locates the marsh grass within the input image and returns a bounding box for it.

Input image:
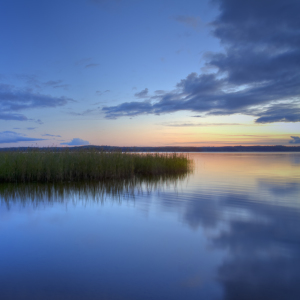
[0,149,192,183]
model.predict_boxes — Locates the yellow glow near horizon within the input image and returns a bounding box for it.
[18,113,300,148]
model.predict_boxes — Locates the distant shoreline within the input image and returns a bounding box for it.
[1,145,300,152]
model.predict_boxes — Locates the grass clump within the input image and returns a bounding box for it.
[0,149,192,183]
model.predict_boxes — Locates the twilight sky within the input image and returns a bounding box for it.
[0,0,299,147]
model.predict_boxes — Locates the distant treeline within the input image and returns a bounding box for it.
[0,145,300,152]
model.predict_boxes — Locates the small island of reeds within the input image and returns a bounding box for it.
[0,149,192,183]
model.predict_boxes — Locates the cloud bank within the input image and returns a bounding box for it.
[0,131,45,144]
[61,138,90,146]
[103,0,300,123]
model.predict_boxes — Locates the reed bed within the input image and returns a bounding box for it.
[0,150,191,183]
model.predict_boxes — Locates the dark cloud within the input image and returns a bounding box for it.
[289,136,300,144]
[134,88,149,98]
[0,83,73,121]
[253,103,300,123]
[60,138,90,146]
[173,15,201,29]
[103,100,152,119]
[103,0,300,123]
[0,131,45,144]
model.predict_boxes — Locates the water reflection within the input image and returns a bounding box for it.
[0,173,189,209]
[158,154,300,300]
[0,153,300,300]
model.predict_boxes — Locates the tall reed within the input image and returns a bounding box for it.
[0,149,191,183]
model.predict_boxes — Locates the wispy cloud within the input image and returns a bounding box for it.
[44,80,70,90]
[155,90,165,95]
[0,83,73,122]
[173,15,201,29]
[61,138,90,146]
[35,119,43,125]
[96,90,110,96]
[89,0,122,7]
[42,134,62,137]
[69,109,95,116]
[0,112,28,121]
[0,131,45,144]
[16,75,70,90]
[134,88,149,98]
[160,122,242,127]
[85,63,99,68]
[75,58,99,69]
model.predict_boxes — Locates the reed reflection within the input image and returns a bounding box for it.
[0,173,190,209]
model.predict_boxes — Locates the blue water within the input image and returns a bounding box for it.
[0,153,300,300]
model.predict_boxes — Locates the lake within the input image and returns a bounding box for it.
[1,153,300,300]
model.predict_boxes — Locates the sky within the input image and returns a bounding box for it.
[0,0,299,147]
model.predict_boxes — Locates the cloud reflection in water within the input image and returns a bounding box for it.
[0,153,300,300]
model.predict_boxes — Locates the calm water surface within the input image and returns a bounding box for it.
[1,153,300,300]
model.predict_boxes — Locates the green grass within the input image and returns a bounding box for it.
[0,149,192,183]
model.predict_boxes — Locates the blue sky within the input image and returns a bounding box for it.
[0,0,299,147]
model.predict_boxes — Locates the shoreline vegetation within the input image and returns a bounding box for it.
[0,150,192,183]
